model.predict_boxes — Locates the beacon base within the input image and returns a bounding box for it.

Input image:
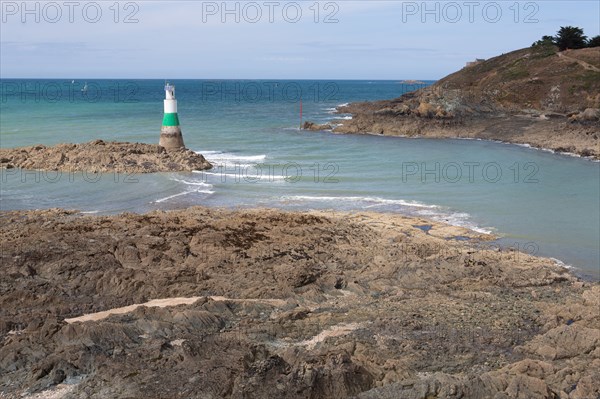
[159,125,185,150]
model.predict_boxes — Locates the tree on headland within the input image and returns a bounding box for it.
[532,35,555,47]
[531,27,600,51]
[588,35,600,48]
[554,26,587,51]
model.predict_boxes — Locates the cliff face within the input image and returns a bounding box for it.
[332,46,600,158]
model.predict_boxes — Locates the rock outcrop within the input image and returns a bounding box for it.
[0,140,212,173]
[327,46,600,159]
[0,207,597,398]
[301,121,334,131]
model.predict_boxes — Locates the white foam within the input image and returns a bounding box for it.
[154,189,214,203]
[170,177,213,188]
[414,209,436,216]
[280,195,493,233]
[508,142,600,161]
[197,151,267,162]
[338,103,349,107]
[417,209,493,235]
[197,171,239,178]
[194,171,287,181]
[212,163,256,169]
[154,191,195,203]
[549,257,574,270]
[452,138,599,162]
[281,195,438,209]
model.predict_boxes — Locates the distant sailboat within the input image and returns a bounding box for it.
[71,80,75,84]
[81,82,88,93]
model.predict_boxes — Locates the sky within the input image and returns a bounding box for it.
[1,0,599,79]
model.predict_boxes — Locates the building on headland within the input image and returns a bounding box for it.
[466,58,486,67]
[159,83,185,150]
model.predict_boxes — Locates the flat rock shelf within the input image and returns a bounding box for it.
[1,207,598,399]
[0,140,212,174]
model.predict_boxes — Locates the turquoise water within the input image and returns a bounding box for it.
[1,79,599,279]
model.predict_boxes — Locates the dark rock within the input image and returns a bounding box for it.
[302,121,333,131]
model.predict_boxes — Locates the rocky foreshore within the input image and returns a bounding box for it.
[0,140,212,173]
[331,106,600,159]
[307,46,600,159]
[1,207,598,398]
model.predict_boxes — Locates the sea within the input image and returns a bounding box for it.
[1,79,599,280]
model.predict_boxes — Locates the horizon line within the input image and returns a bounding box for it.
[0,77,439,81]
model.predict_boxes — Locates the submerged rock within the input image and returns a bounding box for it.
[302,121,333,131]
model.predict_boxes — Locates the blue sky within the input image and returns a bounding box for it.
[1,1,599,79]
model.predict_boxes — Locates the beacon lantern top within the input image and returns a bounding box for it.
[165,83,175,99]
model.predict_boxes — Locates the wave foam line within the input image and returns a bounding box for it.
[154,189,214,204]
[196,151,267,162]
[454,138,599,162]
[416,209,493,234]
[281,195,438,209]
[194,171,287,181]
[549,257,574,270]
[170,177,213,187]
[283,195,492,234]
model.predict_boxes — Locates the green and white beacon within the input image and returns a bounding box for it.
[159,82,185,149]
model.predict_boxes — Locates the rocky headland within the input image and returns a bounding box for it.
[0,140,212,173]
[1,207,598,398]
[308,46,600,159]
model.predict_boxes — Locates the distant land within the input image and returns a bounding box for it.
[311,46,599,159]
